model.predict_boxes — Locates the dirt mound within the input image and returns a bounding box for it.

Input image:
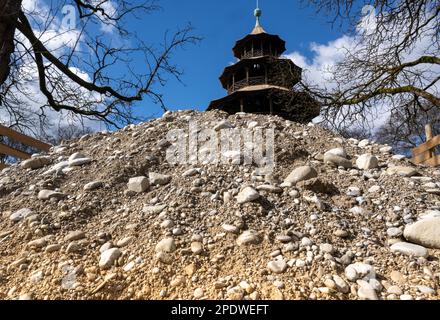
[0,109,439,300]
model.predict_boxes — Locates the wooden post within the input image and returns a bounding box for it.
[232,74,235,92]
[264,65,268,84]
[269,98,273,114]
[246,67,249,85]
[240,98,244,113]
[426,124,434,159]
[251,41,254,57]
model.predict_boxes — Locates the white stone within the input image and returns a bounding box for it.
[380,146,393,153]
[387,227,402,238]
[155,237,176,253]
[21,157,51,170]
[236,187,260,204]
[222,224,239,234]
[38,190,65,201]
[191,242,203,255]
[358,139,370,148]
[194,288,204,299]
[84,181,103,191]
[284,166,318,184]
[127,176,149,193]
[69,158,92,166]
[345,263,375,281]
[390,242,428,258]
[417,285,435,295]
[356,154,379,170]
[9,208,33,222]
[357,280,378,300]
[214,120,234,131]
[404,218,440,249]
[387,166,418,177]
[323,153,352,168]
[236,230,261,246]
[324,148,347,158]
[99,248,122,269]
[267,260,287,274]
[149,172,171,185]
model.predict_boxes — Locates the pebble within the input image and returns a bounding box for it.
[149,172,172,185]
[191,242,203,255]
[9,208,33,222]
[356,154,379,170]
[194,288,204,299]
[236,187,260,204]
[222,224,239,234]
[38,190,65,201]
[284,166,318,185]
[65,230,86,241]
[127,176,150,193]
[99,248,122,269]
[21,157,51,170]
[386,227,402,238]
[357,280,378,300]
[345,263,375,281]
[324,153,352,168]
[155,238,176,253]
[267,260,287,274]
[390,242,428,258]
[236,230,262,246]
[84,181,104,191]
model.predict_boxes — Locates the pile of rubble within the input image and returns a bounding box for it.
[0,109,439,300]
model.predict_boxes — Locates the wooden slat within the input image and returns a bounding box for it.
[0,124,51,152]
[412,134,440,156]
[0,163,9,170]
[422,155,440,167]
[0,143,31,160]
[412,150,432,164]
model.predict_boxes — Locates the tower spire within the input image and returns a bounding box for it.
[254,0,262,27]
[252,0,266,34]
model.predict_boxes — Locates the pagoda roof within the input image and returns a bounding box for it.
[232,32,286,59]
[207,85,290,111]
[219,57,299,89]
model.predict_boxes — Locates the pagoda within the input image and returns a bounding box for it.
[207,4,320,123]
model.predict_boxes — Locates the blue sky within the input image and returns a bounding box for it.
[124,0,347,119]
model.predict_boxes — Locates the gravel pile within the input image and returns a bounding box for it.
[0,109,439,300]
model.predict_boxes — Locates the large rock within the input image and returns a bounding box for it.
[323,154,352,168]
[356,154,379,170]
[387,166,419,177]
[390,242,428,258]
[127,176,150,193]
[236,187,260,204]
[21,157,51,170]
[404,218,440,249]
[284,166,318,184]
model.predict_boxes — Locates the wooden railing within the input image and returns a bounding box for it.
[0,124,51,169]
[412,124,440,167]
[228,76,266,94]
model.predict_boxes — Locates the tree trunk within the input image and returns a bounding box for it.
[0,0,22,86]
